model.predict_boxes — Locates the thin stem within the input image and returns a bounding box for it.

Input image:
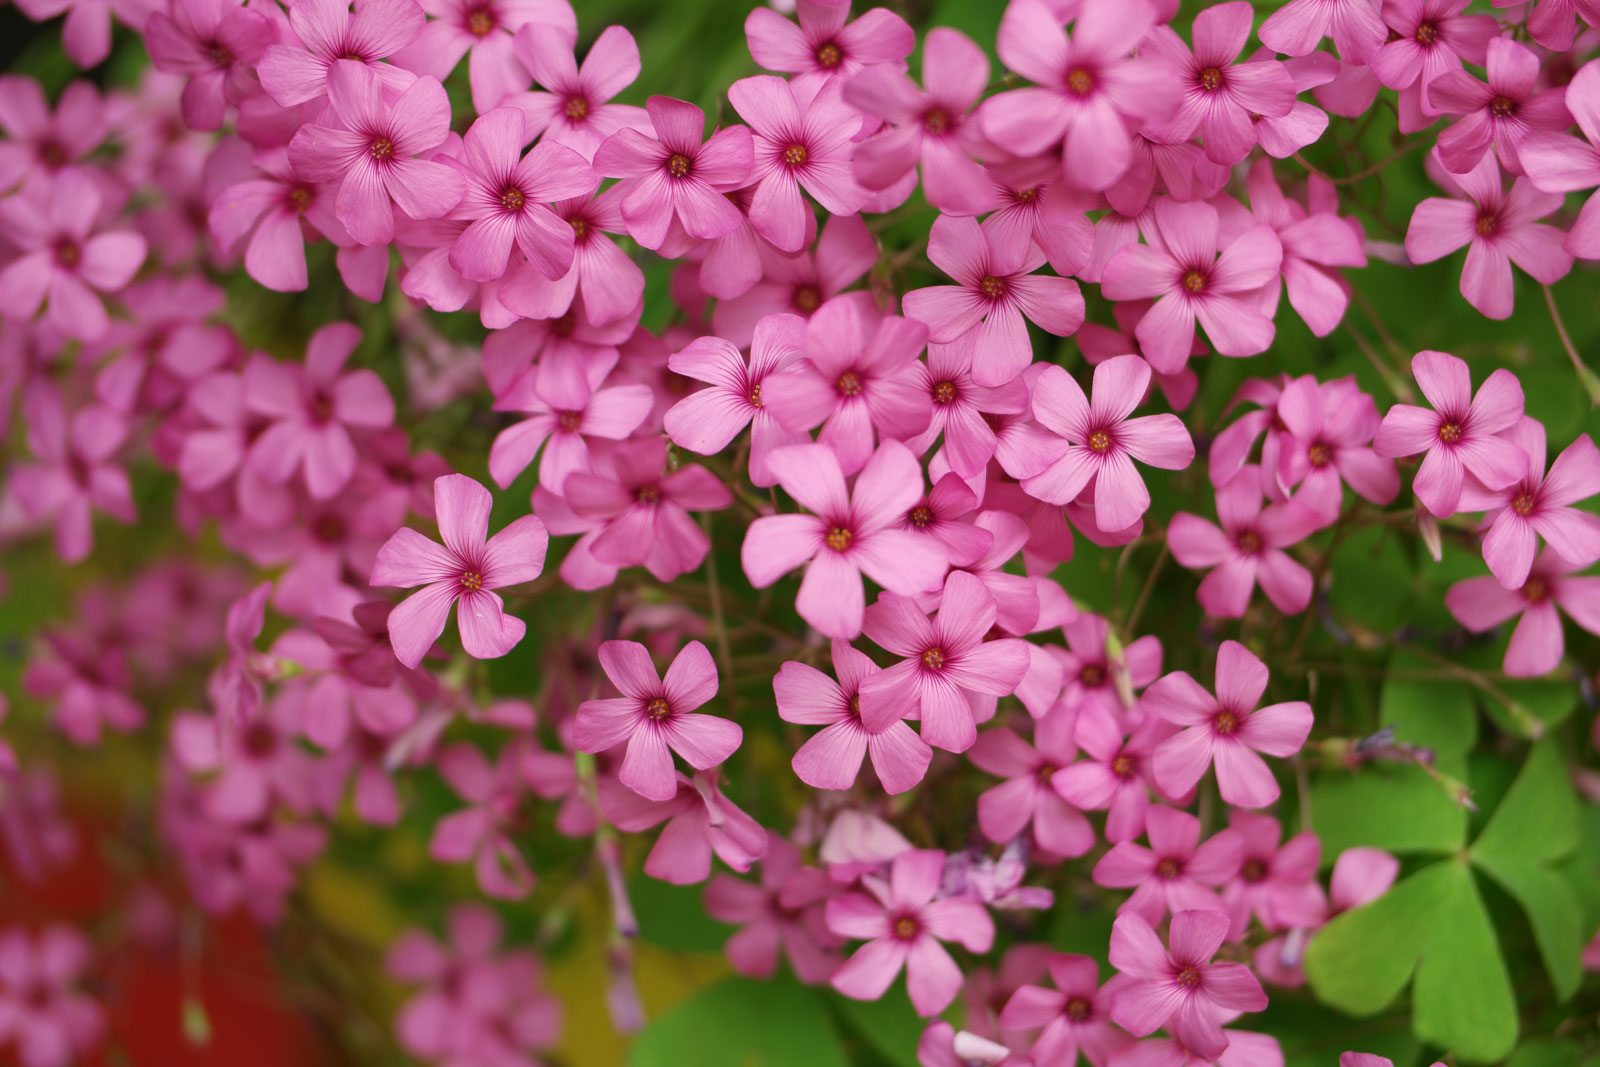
[1293,138,1424,186]
[700,512,737,714]
[1122,540,1169,639]
[1542,284,1600,407]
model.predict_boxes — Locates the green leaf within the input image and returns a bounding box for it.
[1310,765,1466,859]
[1254,998,1418,1067]
[1471,738,1579,864]
[629,875,734,953]
[1305,860,1454,1015]
[1411,861,1518,1063]
[1378,650,1476,759]
[1472,861,1583,1001]
[1507,1039,1584,1067]
[828,986,924,1067]
[1327,526,1414,633]
[631,974,850,1067]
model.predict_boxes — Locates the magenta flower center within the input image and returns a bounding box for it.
[1414,21,1439,44]
[466,7,493,35]
[1088,430,1112,453]
[816,42,842,68]
[1438,422,1462,442]
[909,505,934,528]
[1512,491,1536,515]
[570,216,590,242]
[1155,858,1182,879]
[1307,442,1333,467]
[369,136,395,160]
[645,697,672,721]
[979,275,1006,300]
[1199,67,1224,91]
[1523,576,1550,603]
[1176,965,1201,987]
[242,720,279,758]
[836,370,863,397]
[933,380,957,404]
[1015,187,1038,202]
[1490,95,1517,118]
[1110,754,1135,778]
[1241,858,1269,883]
[461,570,484,592]
[825,526,853,551]
[893,915,920,940]
[500,186,525,211]
[1236,529,1263,555]
[288,187,313,212]
[38,139,68,169]
[564,96,589,120]
[1066,68,1094,94]
[748,382,764,407]
[54,239,80,268]
[667,153,691,178]
[783,143,809,166]
[920,647,946,670]
[1214,709,1240,735]
[1475,211,1499,237]
[636,484,662,505]
[556,410,582,432]
[1079,663,1105,687]
[207,40,233,66]
[1065,996,1092,1021]
[1182,269,1206,293]
[922,108,952,135]
[793,284,821,311]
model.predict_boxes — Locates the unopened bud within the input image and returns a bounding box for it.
[1415,507,1442,563]
[1105,632,1135,710]
[182,998,211,1047]
[952,1030,1012,1066]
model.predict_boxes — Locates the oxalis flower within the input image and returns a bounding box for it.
[573,640,742,802]
[369,474,548,669]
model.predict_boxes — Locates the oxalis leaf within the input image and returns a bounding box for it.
[630,973,850,1067]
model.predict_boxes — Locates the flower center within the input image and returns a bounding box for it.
[1182,269,1206,293]
[556,410,582,432]
[1079,664,1105,687]
[636,484,662,504]
[1110,754,1135,778]
[893,915,919,940]
[1066,68,1093,94]
[1490,95,1516,118]
[909,506,934,528]
[921,647,946,670]
[570,216,589,242]
[794,285,821,311]
[1414,21,1439,44]
[1176,965,1200,987]
[783,143,809,166]
[826,527,853,551]
[1057,995,1091,1021]
[564,96,589,120]
[836,371,863,396]
[38,140,67,169]
[466,7,493,35]
[461,570,483,592]
[369,137,394,160]
[242,721,278,758]
[1512,491,1536,515]
[1523,576,1549,603]
[979,275,1006,300]
[1155,858,1182,879]
[667,153,691,178]
[1438,422,1461,442]
[1241,858,1268,883]
[816,42,843,68]
[1088,430,1111,452]
[1199,67,1224,91]
[1307,442,1333,467]
[288,187,313,212]
[1236,529,1262,554]
[749,382,764,407]
[54,239,80,268]
[646,697,671,721]
[1214,709,1238,735]
[1476,212,1498,237]
[207,40,232,65]
[500,186,525,211]
[933,380,957,405]
[922,107,951,135]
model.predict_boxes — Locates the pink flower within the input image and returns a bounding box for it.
[1235,159,1366,338]
[489,349,652,491]
[709,212,878,343]
[599,770,767,884]
[508,24,649,159]
[1463,419,1600,588]
[1052,611,1164,730]
[741,440,948,639]
[592,95,753,250]
[857,571,1032,754]
[561,436,732,581]
[1146,641,1313,808]
[287,61,465,247]
[242,326,395,500]
[1168,466,1319,618]
[1093,807,1243,923]
[170,698,314,824]
[0,78,106,193]
[1000,954,1126,1067]
[446,107,595,283]
[744,0,914,101]
[978,0,1173,192]
[1108,909,1268,1062]
[1101,198,1282,373]
[22,628,143,744]
[1446,550,1600,677]
[1404,149,1572,320]
[0,171,145,342]
[902,214,1084,388]
[1369,0,1498,133]
[1220,813,1324,941]
[257,0,424,107]
[1428,37,1572,176]
[1373,349,1526,517]
[827,849,996,1016]
[1255,847,1397,985]
[775,638,933,795]
[429,743,535,898]
[970,708,1094,858]
[1274,375,1398,521]
[1259,0,1386,62]
[765,299,931,475]
[393,0,576,114]
[704,832,843,983]
[1054,710,1177,844]
[1022,356,1195,534]
[498,186,646,325]
[1520,58,1600,260]
[8,389,135,564]
[899,473,995,569]
[1142,3,1297,165]
[144,0,274,131]
[846,28,995,215]
[574,640,742,802]
[664,313,809,486]
[14,0,157,69]
[208,148,353,294]
[0,925,103,1067]
[369,473,548,668]
[728,75,870,252]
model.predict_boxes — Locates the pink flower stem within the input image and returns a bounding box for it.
[1542,284,1600,407]
[1120,540,1171,641]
